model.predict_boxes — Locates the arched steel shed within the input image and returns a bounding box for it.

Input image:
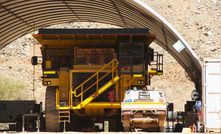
[0,0,201,87]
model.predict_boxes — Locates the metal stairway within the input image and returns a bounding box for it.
[74,76,119,109]
[59,109,70,123]
[71,59,119,109]
[59,67,69,102]
[58,68,70,123]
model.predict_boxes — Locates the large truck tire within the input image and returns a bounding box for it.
[159,127,165,132]
[45,86,60,132]
[124,127,130,132]
[158,119,165,132]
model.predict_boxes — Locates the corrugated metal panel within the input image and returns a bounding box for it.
[202,59,221,131]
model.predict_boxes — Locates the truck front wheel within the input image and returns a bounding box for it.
[45,86,60,132]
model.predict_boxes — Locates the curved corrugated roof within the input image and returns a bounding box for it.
[0,0,201,84]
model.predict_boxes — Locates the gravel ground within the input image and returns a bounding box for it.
[0,132,201,134]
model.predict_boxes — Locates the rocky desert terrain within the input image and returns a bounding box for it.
[0,0,220,112]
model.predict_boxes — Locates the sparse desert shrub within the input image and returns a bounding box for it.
[0,77,29,100]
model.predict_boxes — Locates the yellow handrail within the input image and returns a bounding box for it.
[69,90,71,107]
[72,58,118,100]
[56,88,59,109]
[120,76,136,102]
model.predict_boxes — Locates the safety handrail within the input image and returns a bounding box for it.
[69,90,72,108]
[72,58,118,102]
[146,52,163,74]
[120,76,136,102]
[56,88,59,109]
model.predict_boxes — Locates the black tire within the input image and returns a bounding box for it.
[159,127,165,132]
[124,127,130,132]
[45,86,60,132]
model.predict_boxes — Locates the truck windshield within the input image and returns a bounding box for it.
[139,92,150,99]
[120,43,143,57]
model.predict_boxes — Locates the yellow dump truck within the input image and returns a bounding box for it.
[32,28,163,132]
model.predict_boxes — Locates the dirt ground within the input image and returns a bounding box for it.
[0,132,206,134]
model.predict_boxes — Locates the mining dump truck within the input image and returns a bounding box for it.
[121,89,166,132]
[32,28,163,132]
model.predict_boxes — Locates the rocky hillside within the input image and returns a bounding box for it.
[143,0,221,60]
[0,0,220,111]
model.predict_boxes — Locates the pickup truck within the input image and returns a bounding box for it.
[121,89,167,132]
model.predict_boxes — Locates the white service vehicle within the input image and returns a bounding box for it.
[121,89,167,132]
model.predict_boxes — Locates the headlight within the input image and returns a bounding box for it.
[137,80,144,84]
[44,81,51,85]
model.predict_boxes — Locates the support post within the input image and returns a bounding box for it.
[22,115,25,132]
[37,114,40,132]
[27,117,29,132]
[63,120,66,132]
